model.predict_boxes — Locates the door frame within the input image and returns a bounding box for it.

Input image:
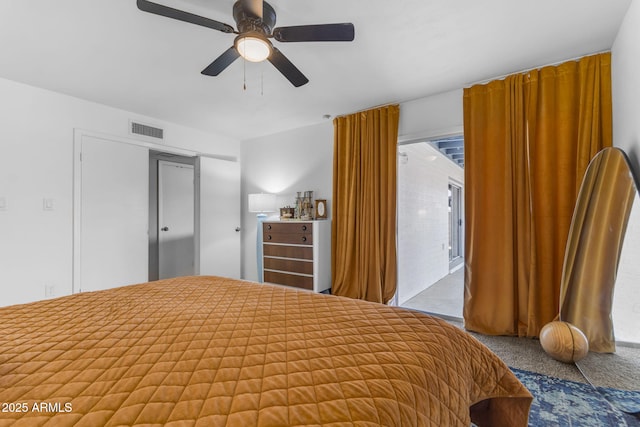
[448,179,464,270]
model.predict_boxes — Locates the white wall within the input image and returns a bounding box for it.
[240,122,334,282]
[0,77,239,307]
[612,0,640,171]
[399,89,463,141]
[611,0,640,342]
[397,143,464,304]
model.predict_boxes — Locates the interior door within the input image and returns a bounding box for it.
[197,156,241,278]
[78,135,149,292]
[158,161,195,279]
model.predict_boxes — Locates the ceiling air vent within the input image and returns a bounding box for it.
[130,121,164,140]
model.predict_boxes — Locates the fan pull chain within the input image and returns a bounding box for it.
[243,58,247,91]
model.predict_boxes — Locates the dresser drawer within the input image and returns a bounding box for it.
[264,232,313,245]
[263,222,312,234]
[263,222,313,245]
[264,257,313,275]
[264,271,314,290]
[264,244,313,260]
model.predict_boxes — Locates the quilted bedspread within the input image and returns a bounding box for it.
[0,276,531,426]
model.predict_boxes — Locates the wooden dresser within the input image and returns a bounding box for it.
[262,220,331,292]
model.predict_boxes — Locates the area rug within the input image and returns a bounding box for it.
[511,368,640,426]
[596,386,640,414]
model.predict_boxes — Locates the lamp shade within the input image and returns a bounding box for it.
[248,193,276,213]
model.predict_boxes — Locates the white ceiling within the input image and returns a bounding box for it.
[0,0,632,141]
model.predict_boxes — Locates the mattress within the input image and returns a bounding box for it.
[0,276,531,426]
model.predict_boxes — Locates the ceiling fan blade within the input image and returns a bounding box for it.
[268,48,309,87]
[273,23,355,42]
[241,0,263,19]
[201,47,241,76]
[137,0,235,34]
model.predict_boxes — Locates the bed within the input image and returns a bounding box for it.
[0,276,531,426]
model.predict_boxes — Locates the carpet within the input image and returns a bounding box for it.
[511,368,640,426]
[596,386,640,414]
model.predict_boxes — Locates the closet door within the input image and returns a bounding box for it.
[76,135,149,292]
[196,156,241,279]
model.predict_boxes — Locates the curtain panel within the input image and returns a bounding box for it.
[332,104,400,304]
[463,53,612,337]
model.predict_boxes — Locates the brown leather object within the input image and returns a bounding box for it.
[0,276,532,426]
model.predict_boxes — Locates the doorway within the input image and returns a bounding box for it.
[148,151,243,281]
[397,138,465,319]
[149,152,196,281]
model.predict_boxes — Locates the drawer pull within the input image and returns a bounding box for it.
[267,224,272,230]
[301,236,307,242]
[267,235,272,240]
[302,225,307,231]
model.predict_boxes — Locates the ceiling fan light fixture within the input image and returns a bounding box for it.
[236,35,272,62]
[137,0,355,86]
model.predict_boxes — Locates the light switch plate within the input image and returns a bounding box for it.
[43,198,54,211]
[0,197,6,211]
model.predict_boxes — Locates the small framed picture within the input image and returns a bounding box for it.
[315,199,327,219]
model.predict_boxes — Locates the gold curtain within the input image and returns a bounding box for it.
[463,53,612,337]
[332,104,400,304]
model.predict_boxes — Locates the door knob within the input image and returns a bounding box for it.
[161,226,169,231]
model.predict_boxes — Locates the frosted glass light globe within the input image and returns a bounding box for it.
[236,36,271,62]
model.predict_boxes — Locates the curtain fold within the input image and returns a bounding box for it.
[463,75,533,336]
[463,53,612,337]
[332,105,400,304]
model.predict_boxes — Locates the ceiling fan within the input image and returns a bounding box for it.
[137,0,355,87]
